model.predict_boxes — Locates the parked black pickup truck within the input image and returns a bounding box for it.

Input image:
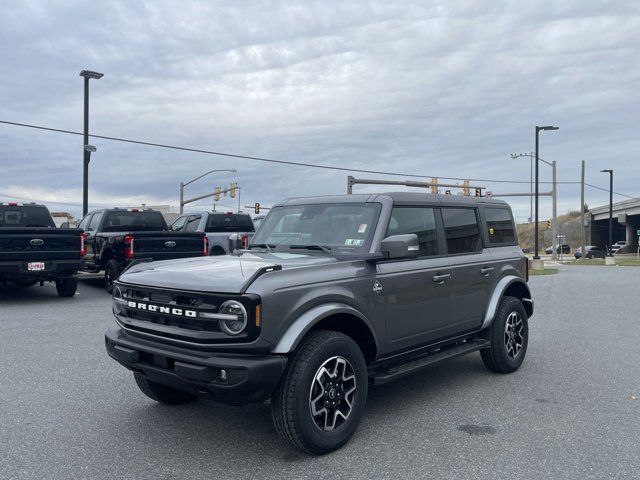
[79,208,207,292]
[0,202,84,297]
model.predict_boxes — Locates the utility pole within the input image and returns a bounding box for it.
[580,160,585,258]
[551,160,558,260]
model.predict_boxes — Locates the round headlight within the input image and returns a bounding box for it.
[219,300,248,336]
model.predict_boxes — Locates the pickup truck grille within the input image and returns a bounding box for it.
[114,284,257,344]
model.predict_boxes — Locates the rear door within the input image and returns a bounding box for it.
[441,207,493,333]
[85,211,103,265]
[376,205,453,352]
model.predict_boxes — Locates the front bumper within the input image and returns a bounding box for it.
[105,327,287,405]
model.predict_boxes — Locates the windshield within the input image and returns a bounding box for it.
[250,203,380,253]
[101,211,168,232]
[205,213,255,233]
[0,206,55,228]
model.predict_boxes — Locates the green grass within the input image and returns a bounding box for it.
[572,258,605,265]
[529,268,559,275]
[570,257,640,266]
[616,258,640,266]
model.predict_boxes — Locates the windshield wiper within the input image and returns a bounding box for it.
[249,243,275,252]
[289,244,332,254]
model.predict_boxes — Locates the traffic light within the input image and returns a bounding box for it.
[475,188,482,197]
[214,187,221,202]
[430,178,438,194]
[254,203,260,214]
[462,180,470,196]
[547,220,551,230]
[229,182,237,199]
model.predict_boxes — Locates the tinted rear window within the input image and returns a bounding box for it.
[0,206,55,228]
[205,214,255,233]
[485,208,516,244]
[442,208,482,254]
[101,211,168,231]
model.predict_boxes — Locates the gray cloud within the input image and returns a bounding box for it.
[1,0,639,221]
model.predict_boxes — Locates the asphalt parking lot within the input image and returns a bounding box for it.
[1,266,639,480]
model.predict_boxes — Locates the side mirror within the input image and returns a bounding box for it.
[380,234,420,260]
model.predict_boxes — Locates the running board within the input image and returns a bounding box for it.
[370,338,490,385]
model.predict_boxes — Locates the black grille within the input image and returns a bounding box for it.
[125,308,221,333]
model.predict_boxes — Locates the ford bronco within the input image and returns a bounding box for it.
[105,192,533,454]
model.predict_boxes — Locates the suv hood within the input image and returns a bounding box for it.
[118,251,337,293]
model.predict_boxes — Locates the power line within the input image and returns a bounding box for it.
[0,119,565,185]
[3,119,640,200]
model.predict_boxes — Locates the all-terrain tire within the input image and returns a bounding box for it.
[270,330,368,455]
[481,296,529,373]
[133,373,197,405]
[55,278,78,297]
[104,259,119,294]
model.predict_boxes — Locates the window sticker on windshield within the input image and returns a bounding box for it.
[358,224,367,233]
[345,238,364,246]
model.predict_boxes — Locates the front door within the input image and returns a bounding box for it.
[376,206,453,353]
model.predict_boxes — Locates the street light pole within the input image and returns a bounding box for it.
[79,70,103,216]
[179,169,237,213]
[601,169,614,255]
[533,125,559,261]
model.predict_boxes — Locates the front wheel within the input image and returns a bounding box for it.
[481,296,528,373]
[104,259,119,294]
[271,330,368,455]
[55,278,78,297]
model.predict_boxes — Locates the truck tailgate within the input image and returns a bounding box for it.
[0,228,83,262]
[130,232,205,260]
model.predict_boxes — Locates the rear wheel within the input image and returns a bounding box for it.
[104,259,119,294]
[481,296,528,373]
[55,278,78,297]
[271,330,368,455]
[133,373,197,405]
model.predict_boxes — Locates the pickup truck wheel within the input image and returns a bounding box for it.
[133,373,197,405]
[55,278,78,297]
[271,330,367,455]
[481,296,528,374]
[104,259,119,294]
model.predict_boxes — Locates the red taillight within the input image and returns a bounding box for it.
[8,202,18,206]
[80,233,87,257]
[124,235,135,259]
[203,236,209,256]
[241,234,249,249]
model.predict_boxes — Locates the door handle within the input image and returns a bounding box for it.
[480,267,495,276]
[432,273,451,284]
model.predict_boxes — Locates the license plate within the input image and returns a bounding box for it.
[27,262,46,271]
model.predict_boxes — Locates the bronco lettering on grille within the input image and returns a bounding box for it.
[127,301,197,317]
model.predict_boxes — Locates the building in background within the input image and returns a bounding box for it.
[50,211,76,228]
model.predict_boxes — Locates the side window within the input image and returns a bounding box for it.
[88,212,103,232]
[442,208,482,254]
[170,216,188,231]
[78,214,92,231]
[386,207,439,257]
[485,208,516,244]
[185,215,201,232]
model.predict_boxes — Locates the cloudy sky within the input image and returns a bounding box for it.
[1,0,639,221]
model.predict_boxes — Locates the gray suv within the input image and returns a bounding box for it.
[105,192,533,454]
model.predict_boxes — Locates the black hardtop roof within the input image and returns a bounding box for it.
[278,192,509,207]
